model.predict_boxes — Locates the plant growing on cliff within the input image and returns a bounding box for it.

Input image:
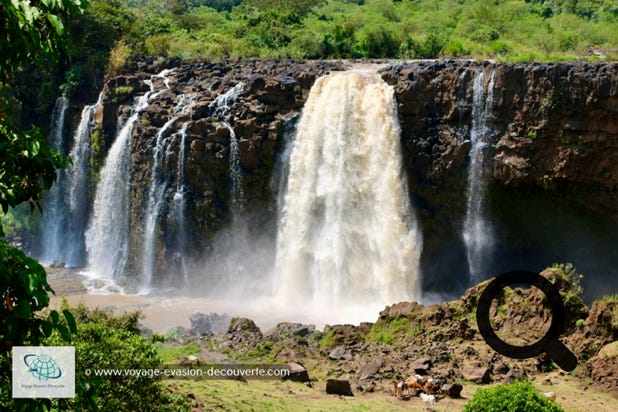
[368,317,414,345]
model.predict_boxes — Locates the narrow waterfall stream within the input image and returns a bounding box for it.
[40,97,69,264]
[463,71,495,283]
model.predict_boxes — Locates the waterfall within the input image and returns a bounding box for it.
[168,120,191,286]
[41,94,104,267]
[63,93,103,266]
[463,71,495,283]
[40,96,69,264]
[141,95,192,290]
[209,83,245,213]
[86,70,171,281]
[274,71,422,305]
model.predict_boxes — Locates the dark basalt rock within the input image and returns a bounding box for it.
[326,379,354,396]
[87,59,617,294]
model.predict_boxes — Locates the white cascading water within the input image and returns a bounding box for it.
[86,70,172,282]
[168,120,191,286]
[141,95,192,290]
[40,96,69,264]
[209,83,245,213]
[64,92,103,266]
[463,71,495,283]
[275,71,422,306]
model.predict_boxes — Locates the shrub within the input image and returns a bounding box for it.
[45,306,189,411]
[145,34,173,56]
[360,26,400,58]
[444,38,471,57]
[464,381,565,412]
[107,41,132,77]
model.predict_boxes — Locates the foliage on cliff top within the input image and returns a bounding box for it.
[78,0,618,70]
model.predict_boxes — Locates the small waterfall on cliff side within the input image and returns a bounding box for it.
[41,94,103,267]
[64,93,103,266]
[275,71,422,306]
[209,83,245,213]
[463,71,495,283]
[86,70,172,282]
[40,96,69,264]
[168,120,191,286]
[141,95,193,291]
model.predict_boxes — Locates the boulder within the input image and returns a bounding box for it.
[462,365,491,384]
[326,379,354,396]
[328,346,352,361]
[441,383,463,398]
[268,322,316,340]
[284,362,310,383]
[189,312,230,335]
[411,357,433,375]
[359,358,384,380]
[228,317,262,336]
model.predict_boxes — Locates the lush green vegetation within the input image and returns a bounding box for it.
[42,305,188,411]
[70,0,617,74]
[464,381,565,412]
[367,316,423,345]
[1,2,85,410]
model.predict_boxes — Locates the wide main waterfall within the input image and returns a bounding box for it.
[275,71,422,305]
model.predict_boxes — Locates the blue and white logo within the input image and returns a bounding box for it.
[24,353,63,381]
[12,346,75,398]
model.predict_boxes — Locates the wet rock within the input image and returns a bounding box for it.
[189,312,231,335]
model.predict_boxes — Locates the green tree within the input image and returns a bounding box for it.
[1,0,87,410]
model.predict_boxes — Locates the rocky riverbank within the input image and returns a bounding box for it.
[144,266,618,403]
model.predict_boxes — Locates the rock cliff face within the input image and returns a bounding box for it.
[381,61,618,293]
[91,59,617,293]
